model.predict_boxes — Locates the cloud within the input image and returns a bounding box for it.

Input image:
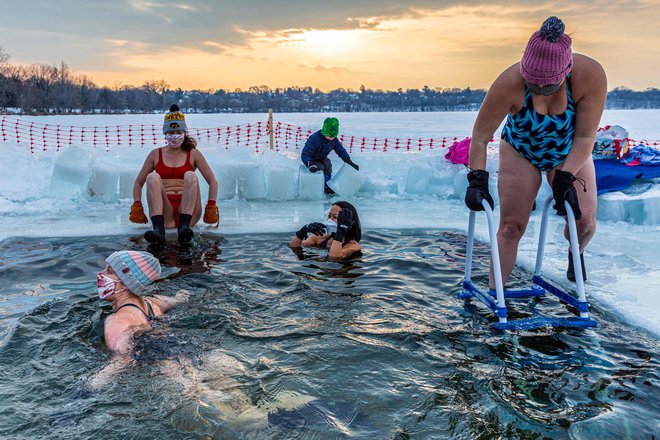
[127,0,199,12]
[2,0,659,89]
[298,64,352,73]
[201,41,231,54]
[4,1,657,55]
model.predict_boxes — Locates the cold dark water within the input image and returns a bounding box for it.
[0,231,658,439]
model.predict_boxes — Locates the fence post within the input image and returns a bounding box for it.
[268,108,274,150]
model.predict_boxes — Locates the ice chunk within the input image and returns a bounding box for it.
[266,167,296,201]
[489,173,499,206]
[427,168,460,197]
[197,170,210,202]
[48,146,93,198]
[86,163,119,202]
[596,194,627,223]
[642,192,660,225]
[235,162,265,200]
[452,168,468,199]
[404,166,432,194]
[359,177,399,195]
[431,166,460,187]
[118,165,139,199]
[622,199,645,224]
[298,165,324,200]
[327,163,366,197]
[214,163,237,200]
[597,188,660,225]
[451,168,500,204]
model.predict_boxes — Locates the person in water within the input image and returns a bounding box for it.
[93,251,315,429]
[87,250,188,389]
[129,104,219,243]
[301,117,359,194]
[97,250,188,354]
[466,16,606,284]
[289,201,362,259]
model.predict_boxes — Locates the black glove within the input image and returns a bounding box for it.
[465,169,494,211]
[552,169,583,220]
[333,209,354,243]
[344,159,359,171]
[295,222,326,240]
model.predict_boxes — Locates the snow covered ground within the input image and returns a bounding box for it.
[1,110,659,337]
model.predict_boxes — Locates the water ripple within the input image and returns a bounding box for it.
[0,231,657,439]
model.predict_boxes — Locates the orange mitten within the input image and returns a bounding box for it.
[129,201,148,223]
[203,200,219,226]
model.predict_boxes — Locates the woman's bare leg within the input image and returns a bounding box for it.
[191,183,202,227]
[180,171,198,216]
[547,159,598,253]
[179,172,203,227]
[145,171,174,224]
[489,142,542,289]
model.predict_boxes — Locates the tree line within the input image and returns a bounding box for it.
[1,50,659,114]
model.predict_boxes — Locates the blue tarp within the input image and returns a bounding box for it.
[594,159,660,195]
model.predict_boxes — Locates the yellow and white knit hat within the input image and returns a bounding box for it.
[163,104,187,134]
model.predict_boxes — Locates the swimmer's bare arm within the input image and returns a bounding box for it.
[469,65,521,170]
[132,150,158,201]
[92,313,144,389]
[289,233,325,248]
[150,290,191,313]
[329,240,361,259]
[192,149,218,201]
[91,314,137,389]
[104,315,136,354]
[561,58,607,174]
[87,354,133,390]
[289,235,304,247]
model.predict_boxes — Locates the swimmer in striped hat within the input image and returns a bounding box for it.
[97,250,188,355]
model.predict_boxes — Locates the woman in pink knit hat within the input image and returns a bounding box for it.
[465,16,606,286]
[97,250,189,354]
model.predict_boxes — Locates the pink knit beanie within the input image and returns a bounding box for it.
[520,17,573,85]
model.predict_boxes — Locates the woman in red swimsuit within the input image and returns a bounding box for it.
[129,105,219,243]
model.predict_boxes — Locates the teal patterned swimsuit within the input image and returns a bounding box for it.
[501,74,576,172]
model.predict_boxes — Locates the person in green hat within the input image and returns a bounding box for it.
[301,117,359,194]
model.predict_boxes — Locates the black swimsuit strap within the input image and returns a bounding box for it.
[115,300,156,321]
[144,300,156,319]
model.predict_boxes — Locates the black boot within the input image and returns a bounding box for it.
[324,186,335,195]
[177,213,194,242]
[567,250,587,282]
[144,215,166,243]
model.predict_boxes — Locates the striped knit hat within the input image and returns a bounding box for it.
[105,251,162,295]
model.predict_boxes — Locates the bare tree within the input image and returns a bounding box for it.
[0,46,9,66]
[142,79,170,94]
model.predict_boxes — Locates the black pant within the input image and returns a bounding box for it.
[305,157,332,183]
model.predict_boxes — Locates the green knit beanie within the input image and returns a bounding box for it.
[321,117,339,137]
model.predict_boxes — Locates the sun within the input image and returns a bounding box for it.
[293,29,360,57]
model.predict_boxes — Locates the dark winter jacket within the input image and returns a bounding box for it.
[301,130,351,164]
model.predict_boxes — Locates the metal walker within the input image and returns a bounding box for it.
[459,196,598,330]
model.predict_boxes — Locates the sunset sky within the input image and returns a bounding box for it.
[2,0,659,91]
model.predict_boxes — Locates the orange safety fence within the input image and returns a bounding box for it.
[1,116,658,154]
